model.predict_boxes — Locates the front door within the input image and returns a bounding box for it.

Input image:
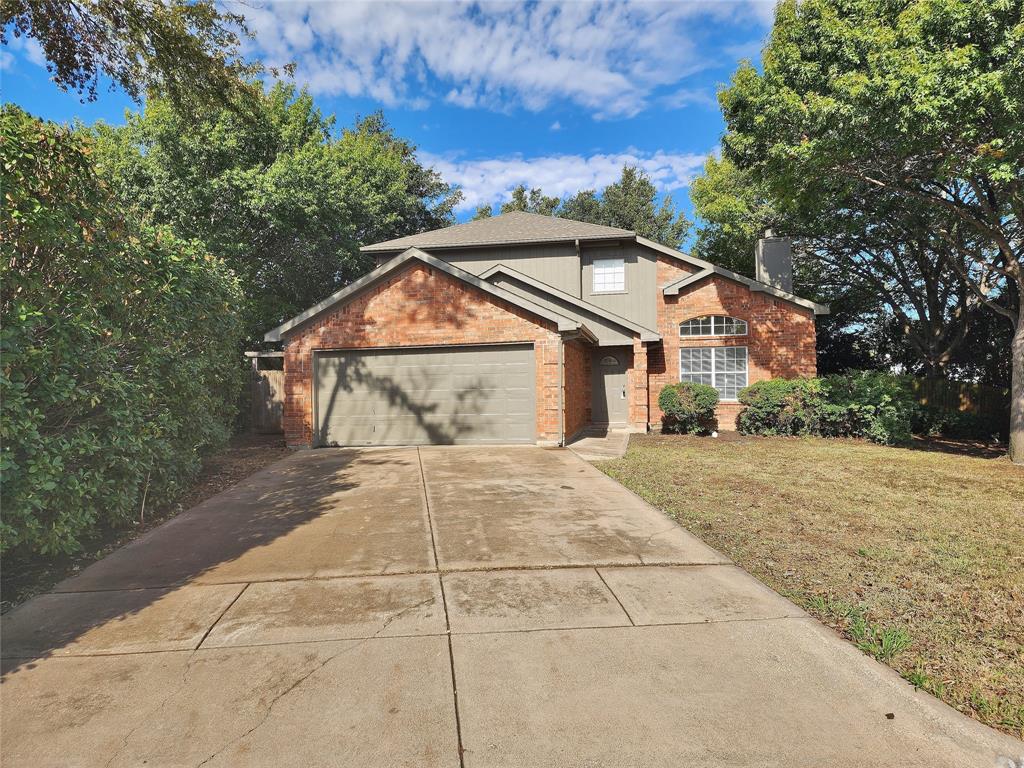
[591,350,628,426]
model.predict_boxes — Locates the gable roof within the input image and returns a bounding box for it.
[637,236,830,316]
[479,264,661,342]
[360,211,634,253]
[263,247,595,342]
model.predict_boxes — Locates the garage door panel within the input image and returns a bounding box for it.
[316,345,536,446]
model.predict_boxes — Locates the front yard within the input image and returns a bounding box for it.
[597,433,1024,738]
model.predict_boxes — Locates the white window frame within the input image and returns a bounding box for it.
[679,346,748,401]
[592,257,625,293]
[679,315,748,337]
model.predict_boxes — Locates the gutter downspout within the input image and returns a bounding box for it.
[558,338,565,447]
[575,238,582,297]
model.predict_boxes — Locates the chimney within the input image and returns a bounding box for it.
[755,230,793,293]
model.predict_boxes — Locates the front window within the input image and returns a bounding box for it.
[679,315,748,336]
[679,346,748,400]
[593,258,625,292]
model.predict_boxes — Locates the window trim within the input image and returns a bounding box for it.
[678,315,748,338]
[678,345,748,402]
[592,257,626,294]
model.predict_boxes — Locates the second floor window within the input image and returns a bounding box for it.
[593,258,625,292]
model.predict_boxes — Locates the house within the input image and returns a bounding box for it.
[264,211,828,447]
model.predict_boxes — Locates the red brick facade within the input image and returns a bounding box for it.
[649,255,818,430]
[280,251,819,446]
[282,262,563,447]
[563,339,591,440]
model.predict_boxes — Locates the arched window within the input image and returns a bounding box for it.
[679,315,748,337]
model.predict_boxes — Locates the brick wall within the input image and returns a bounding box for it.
[282,262,563,447]
[651,255,817,430]
[563,339,591,440]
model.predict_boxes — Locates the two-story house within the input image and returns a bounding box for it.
[264,211,828,447]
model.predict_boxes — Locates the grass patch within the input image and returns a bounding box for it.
[597,432,1024,738]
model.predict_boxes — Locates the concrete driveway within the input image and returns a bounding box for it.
[2,446,1019,767]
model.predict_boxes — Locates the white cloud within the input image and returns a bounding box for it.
[244,1,772,118]
[5,34,47,68]
[549,120,562,131]
[660,87,718,111]
[0,49,14,72]
[422,148,709,212]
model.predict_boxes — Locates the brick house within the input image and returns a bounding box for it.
[264,212,828,447]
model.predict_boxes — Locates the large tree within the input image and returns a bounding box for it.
[474,166,690,249]
[719,0,1024,461]
[1,0,275,107]
[90,85,461,341]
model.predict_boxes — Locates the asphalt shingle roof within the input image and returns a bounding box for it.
[360,211,635,252]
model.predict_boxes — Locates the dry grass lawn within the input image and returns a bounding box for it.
[597,433,1024,738]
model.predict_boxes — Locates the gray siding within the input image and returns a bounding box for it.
[580,242,657,329]
[489,275,635,346]
[424,243,581,297]
[377,239,659,328]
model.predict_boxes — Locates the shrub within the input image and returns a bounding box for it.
[0,107,244,556]
[658,382,719,434]
[736,371,916,445]
[818,371,916,445]
[736,377,823,436]
[911,406,1003,441]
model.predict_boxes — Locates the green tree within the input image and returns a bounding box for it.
[1,106,243,555]
[89,85,461,341]
[719,0,1024,461]
[500,184,560,216]
[599,166,689,248]
[689,155,772,276]
[471,204,493,220]
[1,0,276,107]
[477,166,690,249]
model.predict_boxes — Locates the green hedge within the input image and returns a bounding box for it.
[737,371,916,445]
[658,381,719,434]
[0,107,244,555]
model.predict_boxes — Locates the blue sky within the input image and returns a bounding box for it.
[1,1,772,227]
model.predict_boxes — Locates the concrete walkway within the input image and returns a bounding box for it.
[2,446,1019,767]
[566,427,631,460]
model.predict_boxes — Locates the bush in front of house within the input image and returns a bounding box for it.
[658,382,719,434]
[737,371,917,445]
[735,377,823,436]
[0,107,244,556]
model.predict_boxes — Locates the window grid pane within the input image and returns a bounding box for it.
[680,315,747,337]
[593,258,625,292]
[679,346,747,400]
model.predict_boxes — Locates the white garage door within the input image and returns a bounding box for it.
[314,344,536,446]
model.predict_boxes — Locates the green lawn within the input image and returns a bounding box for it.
[596,432,1024,738]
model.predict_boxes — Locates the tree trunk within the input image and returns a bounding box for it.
[1010,312,1024,465]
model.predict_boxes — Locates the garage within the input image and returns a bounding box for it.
[314,344,536,446]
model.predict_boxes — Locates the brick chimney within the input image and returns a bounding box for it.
[755,230,793,293]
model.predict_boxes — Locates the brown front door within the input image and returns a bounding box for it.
[591,350,628,426]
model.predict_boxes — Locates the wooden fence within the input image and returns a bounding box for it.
[910,377,1010,417]
[247,353,285,434]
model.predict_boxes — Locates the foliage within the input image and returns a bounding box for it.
[88,86,461,342]
[735,378,824,437]
[657,382,719,435]
[0,106,243,555]
[718,0,1023,461]
[737,372,917,445]
[500,185,560,216]
[689,155,772,276]
[911,406,1005,441]
[0,0,276,107]
[473,165,691,248]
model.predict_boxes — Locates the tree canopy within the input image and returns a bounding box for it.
[1,0,277,107]
[89,84,461,341]
[717,0,1023,460]
[472,166,690,249]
